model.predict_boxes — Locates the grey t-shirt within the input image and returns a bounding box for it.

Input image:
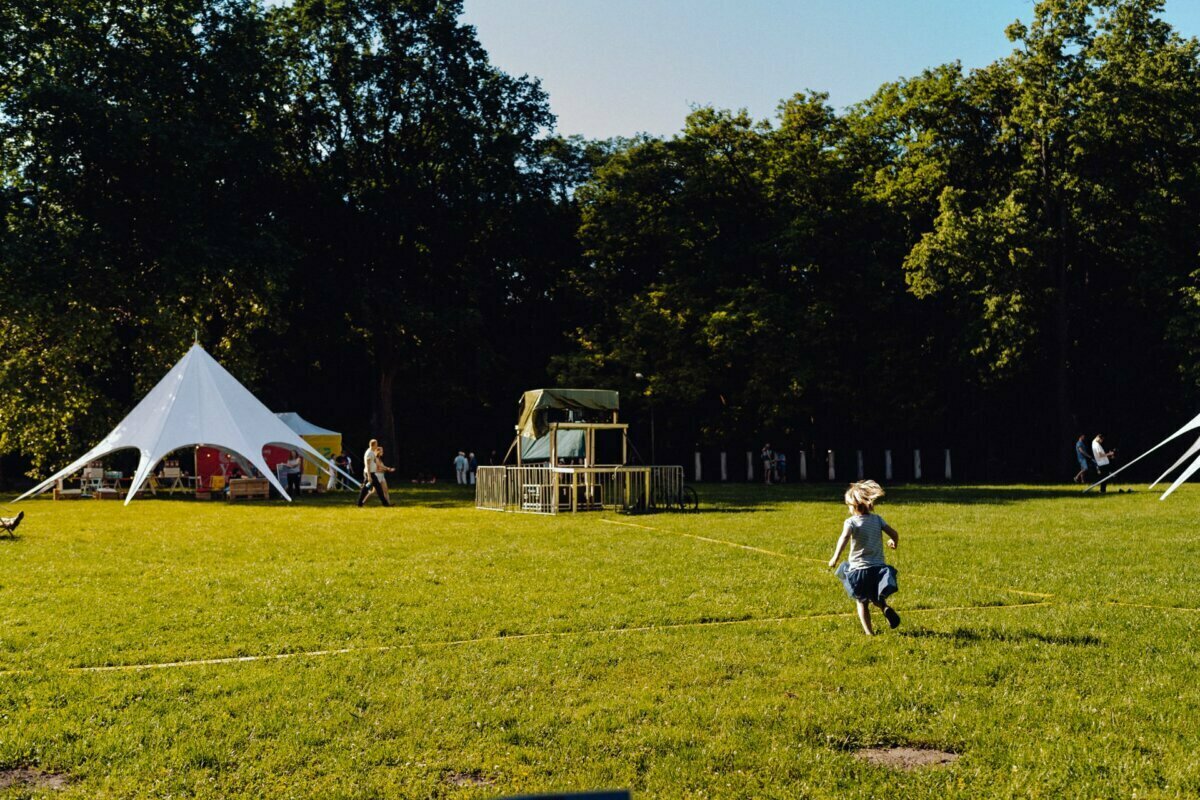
[844,513,888,569]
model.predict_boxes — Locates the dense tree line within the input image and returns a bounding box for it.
[2,0,1198,483]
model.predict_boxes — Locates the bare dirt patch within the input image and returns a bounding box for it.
[444,770,495,788]
[0,766,70,790]
[855,747,959,770]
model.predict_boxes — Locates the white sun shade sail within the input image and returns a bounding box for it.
[275,412,339,437]
[1086,410,1200,499]
[16,344,358,504]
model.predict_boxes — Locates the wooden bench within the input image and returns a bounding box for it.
[228,478,269,500]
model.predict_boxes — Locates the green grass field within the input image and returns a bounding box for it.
[1,483,1198,799]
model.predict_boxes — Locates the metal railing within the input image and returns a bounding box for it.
[476,465,686,514]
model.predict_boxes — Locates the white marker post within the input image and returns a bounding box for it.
[914,449,922,481]
[746,451,754,482]
[885,450,893,480]
[720,451,728,481]
[827,450,836,481]
[944,449,952,481]
[856,449,864,480]
[799,451,808,481]
[694,452,702,482]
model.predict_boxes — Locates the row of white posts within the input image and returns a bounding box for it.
[692,449,953,482]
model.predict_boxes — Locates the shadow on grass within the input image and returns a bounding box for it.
[19,482,1119,512]
[901,626,1102,647]
[693,483,1109,507]
[635,507,767,516]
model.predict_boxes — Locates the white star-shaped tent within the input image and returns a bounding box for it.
[1087,410,1200,499]
[16,344,357,504]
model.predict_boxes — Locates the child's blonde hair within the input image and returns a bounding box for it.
[844,480,885,514]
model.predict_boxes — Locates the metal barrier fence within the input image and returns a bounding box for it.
[476,465,686,515]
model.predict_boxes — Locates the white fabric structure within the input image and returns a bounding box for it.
[275,412,338,437]
[16,344,356,504]
[1086,411,1200,499]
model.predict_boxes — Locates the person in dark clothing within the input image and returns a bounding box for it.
[285,450,303,496]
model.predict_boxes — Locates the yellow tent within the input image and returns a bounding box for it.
[276,412,342,476]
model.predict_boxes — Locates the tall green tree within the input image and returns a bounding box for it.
[270,0,553,457]
[0,0,287,473]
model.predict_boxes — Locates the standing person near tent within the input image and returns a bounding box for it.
[1073,434,1094,484]
[285,450,303,496]
[332,449,352,491]
[357,439,391,507]
[454,451,468,484]
[828,480,901,636]
[1092,434,1117,494]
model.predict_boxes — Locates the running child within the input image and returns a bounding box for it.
[827,480,901,636]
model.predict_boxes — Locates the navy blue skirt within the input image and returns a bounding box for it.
[836,563,898,603]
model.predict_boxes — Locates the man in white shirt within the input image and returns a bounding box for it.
[454,451,469,484]
[1092,434,1116,494]
[356,439,390,506]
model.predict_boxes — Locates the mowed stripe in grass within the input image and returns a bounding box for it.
[0,484,1197,798]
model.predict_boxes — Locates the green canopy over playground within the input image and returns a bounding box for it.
[516,389,620,440]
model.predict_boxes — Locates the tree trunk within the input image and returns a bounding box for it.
[372,361,399,461]
[1055,204,1072,467]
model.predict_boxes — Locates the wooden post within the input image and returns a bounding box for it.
[694,452,702,482]
[827,450,835,481]
[551,468,560,515]
[720,452,728,481]
[914,449,922,481]
[885,450,893,480]
[746,451,754,482]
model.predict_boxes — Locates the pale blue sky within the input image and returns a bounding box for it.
[461,0,1200,139]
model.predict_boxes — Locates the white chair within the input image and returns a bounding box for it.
[160,465,185,493]
[80,465,105,495]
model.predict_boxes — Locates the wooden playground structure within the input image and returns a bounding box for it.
[475,388,689,515]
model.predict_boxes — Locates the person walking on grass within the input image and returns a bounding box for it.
[357,439,391,507]
[1073,434,1093,484]
[1092,434,1117,494]
[828,480,901,636]
[374,445,396,505]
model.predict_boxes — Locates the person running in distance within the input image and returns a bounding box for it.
[1092,434,1116,494]
[1073,434,1093,484]
[828,480,901,636]
[357,439,391,507]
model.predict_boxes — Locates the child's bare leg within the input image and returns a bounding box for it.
[856,601,874,636]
